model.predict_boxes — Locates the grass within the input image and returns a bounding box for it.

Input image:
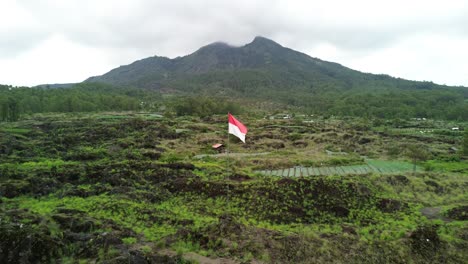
[122,237,137,245]
[424,160,468,173]
[12,194,218,241]
[366,159,420,172]
[1,112,467,263]
[0,159,78,171]
[0,127,31,134]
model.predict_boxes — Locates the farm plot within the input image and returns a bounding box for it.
[366,159,419,173]
[256,160,419,177]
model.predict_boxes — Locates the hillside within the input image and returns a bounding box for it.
[85,36,442,92]
[85,36,468,120]
[1,113,467,263]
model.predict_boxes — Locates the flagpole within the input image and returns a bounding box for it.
[226,112,247,203]
[226,114,230,199]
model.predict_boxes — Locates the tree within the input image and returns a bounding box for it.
[0,98,7,121]
[0,97,20,122]
[7,97,20,121]
[463,129,468,157]
[405,144,431,172]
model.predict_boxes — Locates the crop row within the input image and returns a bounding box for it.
[257,160,418,177]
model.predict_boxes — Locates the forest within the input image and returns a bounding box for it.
[1,82,467,122]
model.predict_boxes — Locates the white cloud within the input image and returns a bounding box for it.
[346,34,468,86]
[0,1,48,58]
[1,0,468,86]
[0,35,113,86]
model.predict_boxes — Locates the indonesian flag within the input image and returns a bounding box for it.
[228,113,248,143]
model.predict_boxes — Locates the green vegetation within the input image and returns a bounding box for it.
[0,83,161,118]
[1,112,466,263]
[463,129,468,156]
[404,144,431,172]
[2,36,467,263]
[169,96,243,117]
[424,160,468,174]
[0,95,21,121]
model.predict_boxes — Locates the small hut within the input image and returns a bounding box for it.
[212,143,225,153]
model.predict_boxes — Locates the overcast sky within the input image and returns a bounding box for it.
[1,0,468,87]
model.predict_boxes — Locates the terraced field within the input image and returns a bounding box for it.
[256,160,420,177]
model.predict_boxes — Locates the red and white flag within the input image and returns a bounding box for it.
[228,113,248,143]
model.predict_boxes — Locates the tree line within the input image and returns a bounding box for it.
[1,81,467,122]
[0,83,161,121]
[164,69,468,121]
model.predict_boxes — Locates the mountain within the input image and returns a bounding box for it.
[85,36,467,120]
[85,37,378,89]
[86,36,466,92]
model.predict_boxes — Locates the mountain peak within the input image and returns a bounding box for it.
[205,41,232,48]
[193,41,233,55]
[249,36,282,47]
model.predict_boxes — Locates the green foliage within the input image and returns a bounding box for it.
[160,152,185,163]
[172,241,201,255]
[463,129,468,156]
[0,127,31,134]
[0,83,161,119]
[328,90,468,121]
[0,96,20,121]
[122,237,137,245]
[1,79,467,120]
[141,245,152,254]
[169,96,242,117]
[1,112,467,263]
[423,160,468,173]
[15,195,217,242]
[366,160,419,172]
[404,144,431,171]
